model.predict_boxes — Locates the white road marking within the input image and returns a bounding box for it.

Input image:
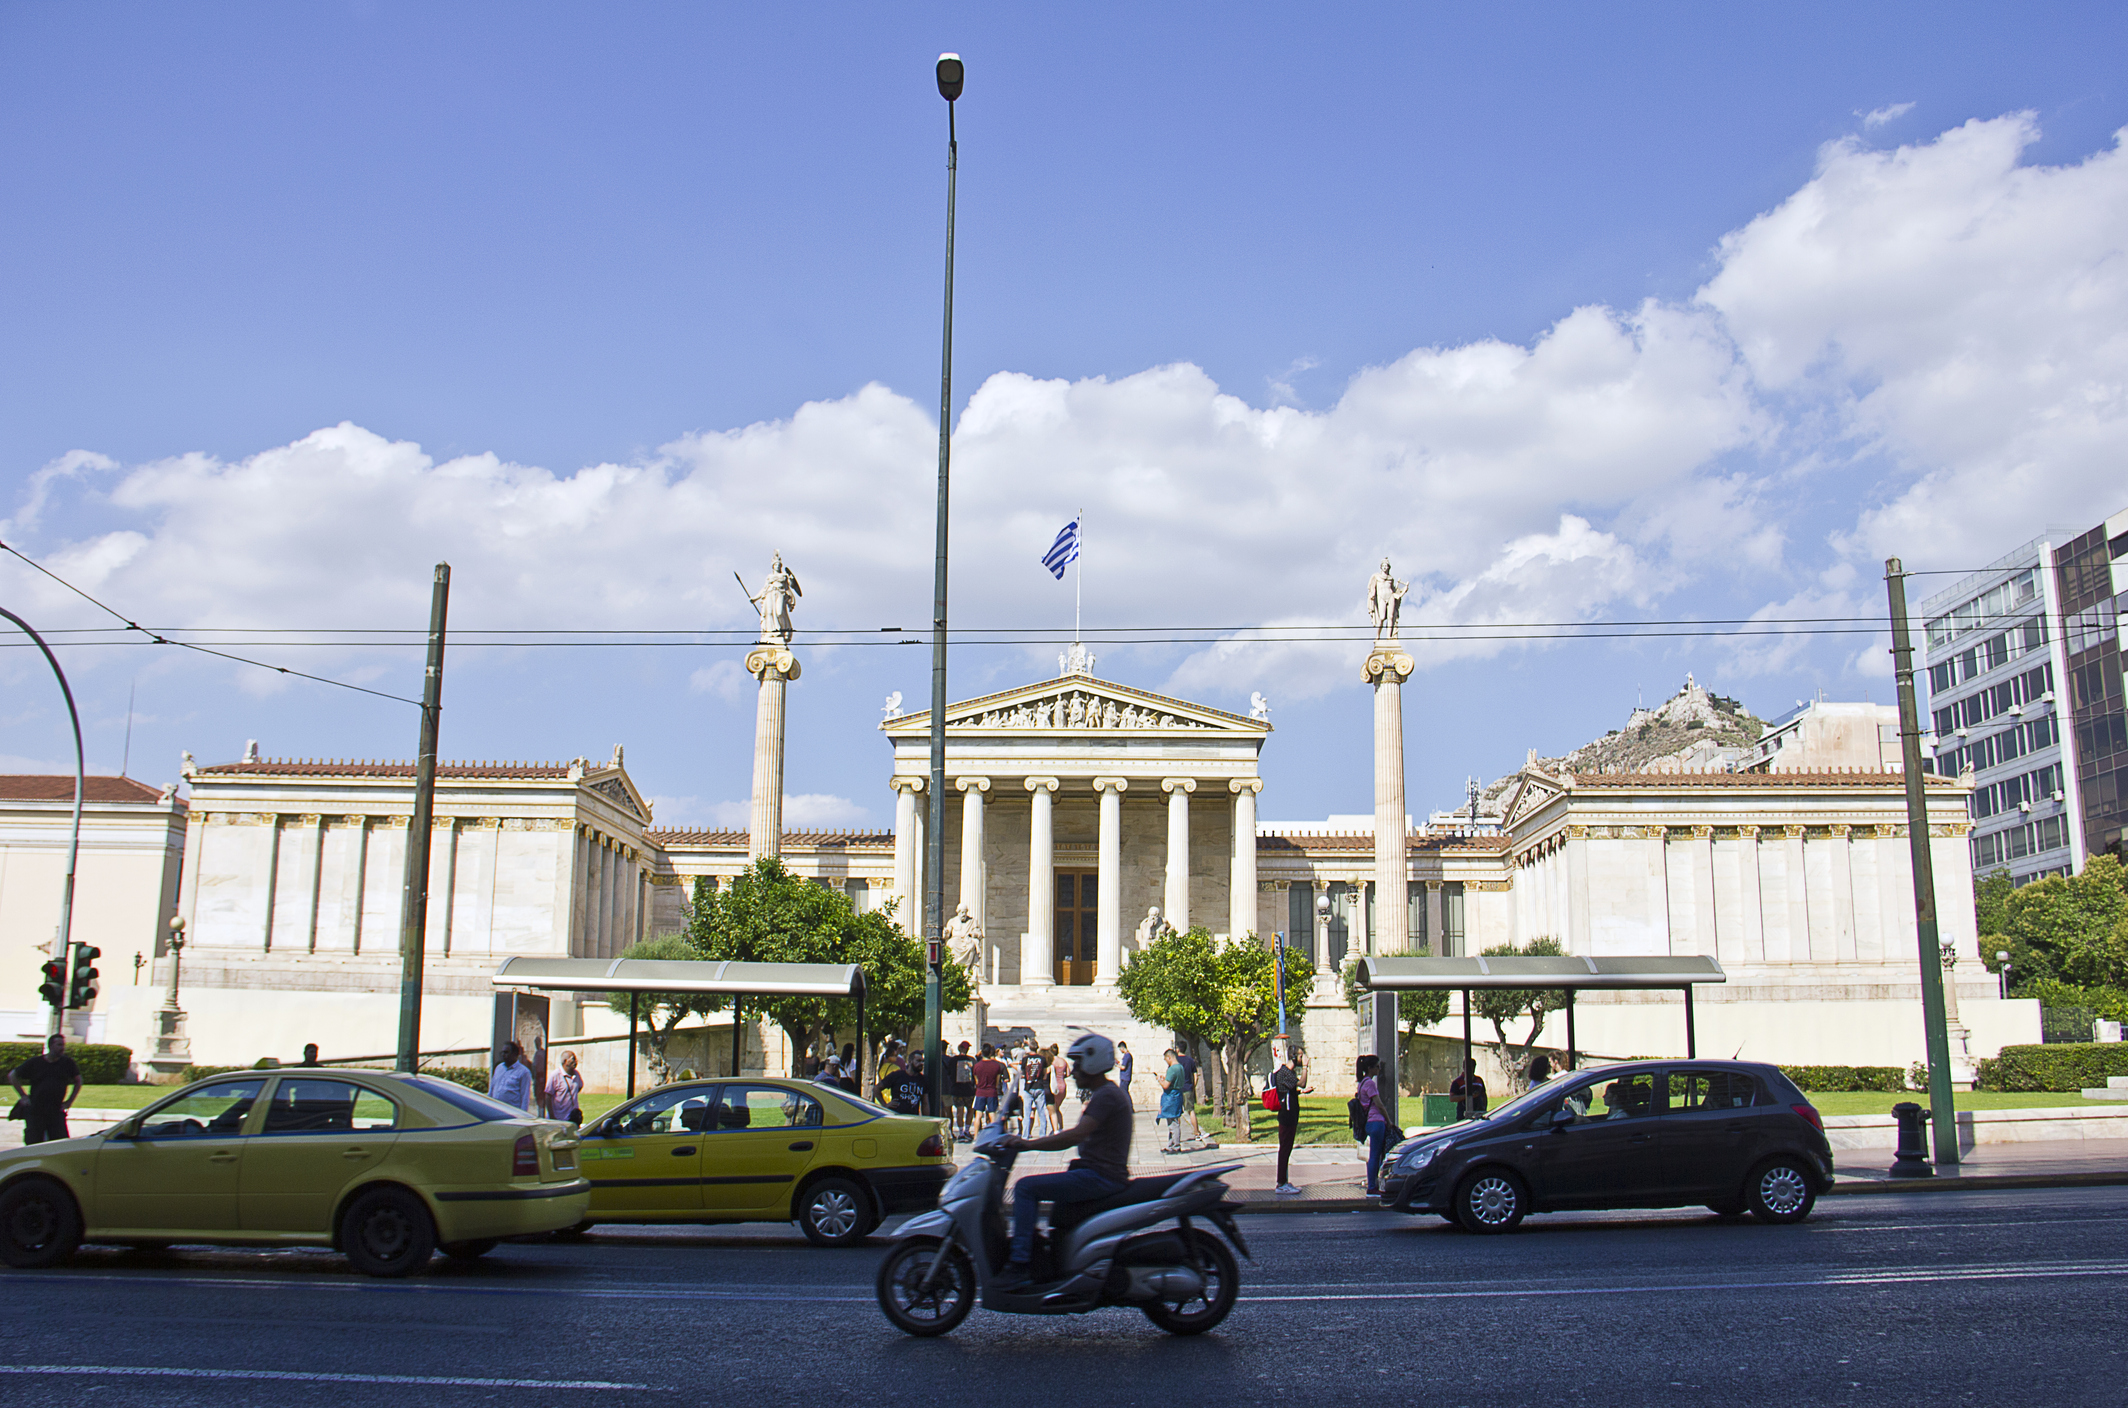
[0,1365,652,1389]
[1242,1261,2128,1301]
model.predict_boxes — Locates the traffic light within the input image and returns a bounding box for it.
[67,944,100,1009]
[37,957,66,1009]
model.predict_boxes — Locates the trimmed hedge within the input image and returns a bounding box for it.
[1976,1042,2128,1092]
[0,1042,133,1085]
[421,1066,489,1094]
[1778,1064,1909,1092]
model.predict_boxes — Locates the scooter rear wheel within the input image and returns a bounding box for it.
[1142,1229,1239,1336]
[876,1236,977,1337]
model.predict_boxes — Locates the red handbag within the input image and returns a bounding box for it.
[1260,1087,1279,1111]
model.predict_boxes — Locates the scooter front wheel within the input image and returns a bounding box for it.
[876,1236,977,1337]
[1142,1229,1239,1336]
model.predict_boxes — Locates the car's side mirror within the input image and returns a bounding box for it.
[1548,1107,1576,1128]
[107,1117,138,1140]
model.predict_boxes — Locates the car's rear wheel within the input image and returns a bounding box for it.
[1142,1229,1240,1335]
[875,1235,976,1336]
[1745,1158,1817,1225]
[1454,1169,1527,1234]
[798,1177,873,1248]
[340,1187,437,1277]
[441,1239,498,1261]
[0,1178,81,1269]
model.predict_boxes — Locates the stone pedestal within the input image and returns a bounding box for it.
[745,647,800,863]
[1366,647,1414,954]
[148,1005,192,1079]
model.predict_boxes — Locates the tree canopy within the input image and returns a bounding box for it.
[1977,855,2128,1021]
[1474,936,1567,1090]
[1118,928,1310,1141]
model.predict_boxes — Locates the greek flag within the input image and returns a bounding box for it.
[1041,518,1080,579]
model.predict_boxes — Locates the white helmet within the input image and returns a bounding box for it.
[1065,1031,1115,1077]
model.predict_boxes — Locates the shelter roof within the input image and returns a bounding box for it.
[492,956,865,998]
[1356,954,1726,990]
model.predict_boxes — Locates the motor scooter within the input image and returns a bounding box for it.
[875,1099,1250,1337]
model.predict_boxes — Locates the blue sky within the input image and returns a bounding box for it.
[3,3,2125,828]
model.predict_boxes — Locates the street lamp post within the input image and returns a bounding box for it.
[923,52,965,1120]
[1997,950,2011,1001]
[0,607,86,1040]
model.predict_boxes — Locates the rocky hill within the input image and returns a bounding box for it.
[1454,675,1765,821]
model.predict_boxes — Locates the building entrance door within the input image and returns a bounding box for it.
[1055,869,1098,985]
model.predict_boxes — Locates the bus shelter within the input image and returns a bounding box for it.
[492,957,867,1098]
[1353,955,1727,1120]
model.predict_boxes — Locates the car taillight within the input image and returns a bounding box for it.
[917,1131,946,1158]
[1792,1104,1823,1131]
[513,1132,539,1176]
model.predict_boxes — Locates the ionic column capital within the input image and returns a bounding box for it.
[1025,776,1060,794]
[1228,778,1264,795]
[1093,776,1129,795]
[1161,777,1197,795]
[890,775,927,795]
[1363,649,1415,684]
[955,776,991,793]
[744,646,801,681]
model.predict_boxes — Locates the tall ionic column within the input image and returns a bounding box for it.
[891,778,925,936]
[1365,646,1415,958]
[744,646,801,863]
[1229,779,1263,942]
[1162,778,1195,931]
[957,777,990,932]
[1024,778,1060,987]
[1094,778,1127,986]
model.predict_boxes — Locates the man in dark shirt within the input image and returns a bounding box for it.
[1450,1059,1489,1120]
[971,1044,1004,1130]
[997,1032,1132,1286]
[11,1033,82,1145]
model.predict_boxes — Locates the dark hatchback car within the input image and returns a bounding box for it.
[1378,1059,1833,1232]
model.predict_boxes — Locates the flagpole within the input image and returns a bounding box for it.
[1074,512,1082,645]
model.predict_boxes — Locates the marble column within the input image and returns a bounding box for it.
[1426,881,1444,955]
[1094,778,1127,985]
[1565,826,1591,954]
[1024,778,1059,987]
[891,778,925,935]
[1365,646,1415,957]
[1829,824,1859,962]
[1351,880,1371,956]
[1311,880,1331,971]
[957,777,990,933]
[1162,778,1195,931]
[1737,826,1765,962]
[1229,779,1263,942]
[1692,825,1718,957]
[744,646,801,863]
[1783,824,1810,964]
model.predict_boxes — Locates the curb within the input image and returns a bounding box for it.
[1226,1168,2128,1214]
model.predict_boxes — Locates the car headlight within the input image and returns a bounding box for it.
[1395,1141,1450,1172]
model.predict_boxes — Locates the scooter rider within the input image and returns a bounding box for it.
[995,1031,1132,1287]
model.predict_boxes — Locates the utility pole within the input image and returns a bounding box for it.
[1886,558,1959,1165]
[922,54,964,1120]
[395,564,451,1072]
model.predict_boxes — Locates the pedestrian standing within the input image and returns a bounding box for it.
[1272,1043,1311,1194]
[1449,1058,1489,1120]
[1023,1045,1051,1139]
[490,1041,535,1112]
[1048,1045,1069,1122]
[298,1043,320,1067]
[1356,1054,1391,1195]
[972,1043,1004,1129]
[1158,1048,1186,1153]
[10,1034,81,1146]
[950,1041,978,1141]
[545,1050,583,1125]
[1116,1040,1134,1107]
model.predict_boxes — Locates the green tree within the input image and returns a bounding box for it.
[1979,855,2128,994]
[1340,959,1450,1094]
[688,859,970,1080]
[1473,936,1567,1092]
[1118,928,1310,1142]
[1974,868,2015,946]
[600,930,724,1084]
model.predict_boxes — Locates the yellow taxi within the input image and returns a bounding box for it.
[0,1069,587,1277]
[576,1076,952,1246]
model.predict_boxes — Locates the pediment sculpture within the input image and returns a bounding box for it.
[962,688,1208,732]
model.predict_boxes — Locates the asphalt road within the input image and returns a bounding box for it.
[5,1187,2124,1407]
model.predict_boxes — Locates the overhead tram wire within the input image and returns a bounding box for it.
[0,539,423,707]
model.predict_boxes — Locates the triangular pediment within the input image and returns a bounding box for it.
[582,765,652,822]
[883,674,1268,737]
[1502,768,1567,827]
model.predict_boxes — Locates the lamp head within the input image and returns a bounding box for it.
[936,53,964,102]
[1315,892,1331,917]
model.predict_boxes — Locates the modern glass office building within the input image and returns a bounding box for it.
[1921,506,2128,885]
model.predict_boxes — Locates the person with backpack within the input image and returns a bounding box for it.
[950,1041,979,1141]
[1176,1045,1202,1147]
[1157,1047,1186,1152]
[1022,1045,1050,1139]
[1354,1054,1391,1195]
[1271,1043,1311,1194]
